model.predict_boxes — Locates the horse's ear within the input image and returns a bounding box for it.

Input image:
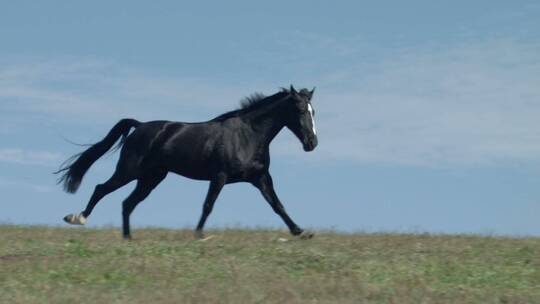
[290,85,298,95]
[309,87,316,99]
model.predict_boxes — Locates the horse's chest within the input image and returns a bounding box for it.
[222,148,267,179]
[227,154,265,173]
[214,126,269,179]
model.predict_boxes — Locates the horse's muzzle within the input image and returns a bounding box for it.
[303,137,318,152]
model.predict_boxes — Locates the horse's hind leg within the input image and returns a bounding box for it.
[63,170,134,225]
[121,171,167,239]
[82,171,133,217]
[64,144,142,225]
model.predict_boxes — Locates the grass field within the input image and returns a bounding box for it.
[1,226,539,303]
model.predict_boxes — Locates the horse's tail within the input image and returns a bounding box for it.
[55,118,141,193]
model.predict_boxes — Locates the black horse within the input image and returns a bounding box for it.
[56,85,318,239]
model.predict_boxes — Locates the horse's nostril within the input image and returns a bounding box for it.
[308,137,318,149]
[303,140,317,151]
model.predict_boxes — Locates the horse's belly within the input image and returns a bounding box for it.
[169,167,212,181]
[164,154,214,181]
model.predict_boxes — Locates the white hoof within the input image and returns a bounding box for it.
[63,213,86,225]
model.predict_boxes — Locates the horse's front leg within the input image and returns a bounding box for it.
[194,173,227,239]
[252,173,313,239]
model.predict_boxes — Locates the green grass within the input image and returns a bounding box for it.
[1,226,539,303]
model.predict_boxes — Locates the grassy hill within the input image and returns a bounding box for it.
[1,226,539,303]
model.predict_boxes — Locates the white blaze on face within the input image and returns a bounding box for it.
[307,103,317,135]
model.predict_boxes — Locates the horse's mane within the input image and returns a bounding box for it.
[211,88,290,121]
[239,92,269,109]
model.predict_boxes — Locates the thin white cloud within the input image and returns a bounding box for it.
[1,37,539,167]
[0,148,63,166]
[0,176,53,193]
[274,38,540,166]
[0,60,242,125]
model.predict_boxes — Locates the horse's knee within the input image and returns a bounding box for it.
[95,182,117,196]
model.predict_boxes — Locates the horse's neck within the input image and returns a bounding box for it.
[245,103,287,145]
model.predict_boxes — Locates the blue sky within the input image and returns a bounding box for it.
[1,1,540,236]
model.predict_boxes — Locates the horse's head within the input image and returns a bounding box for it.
[284,85,318,152]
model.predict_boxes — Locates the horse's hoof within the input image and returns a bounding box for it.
[298,230,314,240]
[194,230,204,240]
[198,235,215,242]
[63,213,86,225]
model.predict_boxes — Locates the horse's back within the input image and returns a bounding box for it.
[160,122,225,179]
[119,120,222,180]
